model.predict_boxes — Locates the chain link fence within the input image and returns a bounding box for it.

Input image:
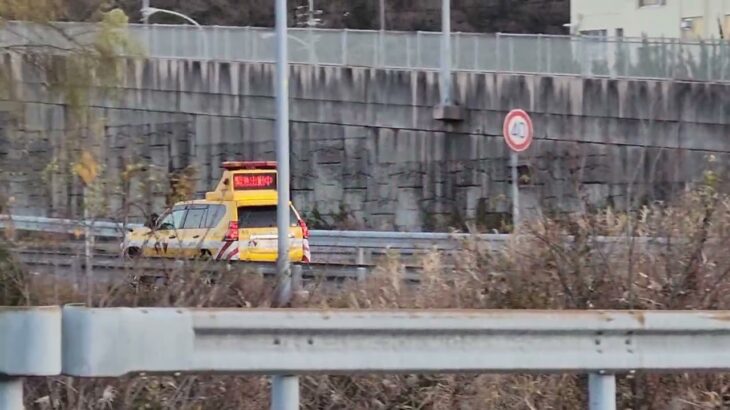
[2,21,730,82]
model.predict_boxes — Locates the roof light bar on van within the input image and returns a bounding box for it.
[221,161,277,170]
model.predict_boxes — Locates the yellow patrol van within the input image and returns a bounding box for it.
[122,161,311,263]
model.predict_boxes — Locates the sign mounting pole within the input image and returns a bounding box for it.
[502,109,534,231]
[510,151,519,228]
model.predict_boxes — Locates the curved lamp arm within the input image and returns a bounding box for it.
[141,7,202,27]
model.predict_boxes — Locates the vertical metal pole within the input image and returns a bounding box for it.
[508,35,515,72]
[0,377,23,410]
[84,190,94,305]
[473,34,478,70]
[510,152,520,230]
[141,0,151,55]
[546,35,552,73]
[274,0,292,308]
[579,36,586,75]
[341,29,348,65]
[141,0,150,23]
[406,35,412,67]
[379,0,385,31]
[440,0,452,104]
[496,33,502,70]
[356,247,367,282]
[271,375,299,410]
[291,264,303,292]
[199,28,207,60]
[537,34,543,72]
[588,373,616,410]
[372,33,378,66]
[378,29,385,67]
[308,27,315,64]
[253,28,259,61]
[242,27,249,60]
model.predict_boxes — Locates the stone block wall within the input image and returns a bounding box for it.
[1,56,729,231]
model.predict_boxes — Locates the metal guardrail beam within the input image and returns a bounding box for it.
[0,307,62,409]
[13,251,423,282]
[62,307,730,377]
[0,215,142,238]
[2,306,730,410]
[0,215,668,251]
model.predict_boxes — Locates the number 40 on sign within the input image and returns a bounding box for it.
[502,109,534,153]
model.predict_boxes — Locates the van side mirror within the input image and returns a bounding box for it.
[146,213,159,229]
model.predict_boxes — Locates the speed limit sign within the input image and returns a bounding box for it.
[502,109,534,152]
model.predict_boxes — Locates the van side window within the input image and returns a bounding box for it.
[203,205,226,228]
[182,206,207,229]
[238,206,298,228]
[157,206,187,230]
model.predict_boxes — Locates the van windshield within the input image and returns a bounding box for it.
[157,205,186,230]
[238,206,299,228]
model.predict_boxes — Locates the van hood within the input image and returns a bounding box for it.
[126,226,152,236]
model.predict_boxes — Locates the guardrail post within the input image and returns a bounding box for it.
[291,264,303,291]
[0,376,22,409]
[271,375,299,410]
[356,247,367,282]
[85,219,95,303]
[588,373,616,410]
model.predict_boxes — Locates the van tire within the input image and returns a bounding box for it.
[199,249,212,261]
[124,247,141,260]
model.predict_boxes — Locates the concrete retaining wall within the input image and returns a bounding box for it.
[1,56,729,231]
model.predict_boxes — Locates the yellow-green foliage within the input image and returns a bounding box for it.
[1,2,142,216]
[1,1,140,117]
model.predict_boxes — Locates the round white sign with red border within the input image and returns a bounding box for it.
[502,109,534,152]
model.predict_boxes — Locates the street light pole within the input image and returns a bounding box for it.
[272,8,298,410]
[142,0,150,23]
[440,0,452,105]
[274,0,292,309]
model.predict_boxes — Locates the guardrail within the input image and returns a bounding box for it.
[11,250,424,283]
[0,215,142,238]
[1,214,670,275]
[0,214,497,246]
[3,307,730,410]
[0,307,61,409]
[0,214,663,246]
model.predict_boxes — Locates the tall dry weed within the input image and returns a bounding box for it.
[6,184,730,408]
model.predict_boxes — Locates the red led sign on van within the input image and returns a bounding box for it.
[233,173,277,190]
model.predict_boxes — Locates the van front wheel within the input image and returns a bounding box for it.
[124,247,141,260]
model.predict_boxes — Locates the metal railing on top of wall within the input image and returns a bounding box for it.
[1,21,729,82]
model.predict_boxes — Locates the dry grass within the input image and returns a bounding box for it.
[5,185,730,409]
